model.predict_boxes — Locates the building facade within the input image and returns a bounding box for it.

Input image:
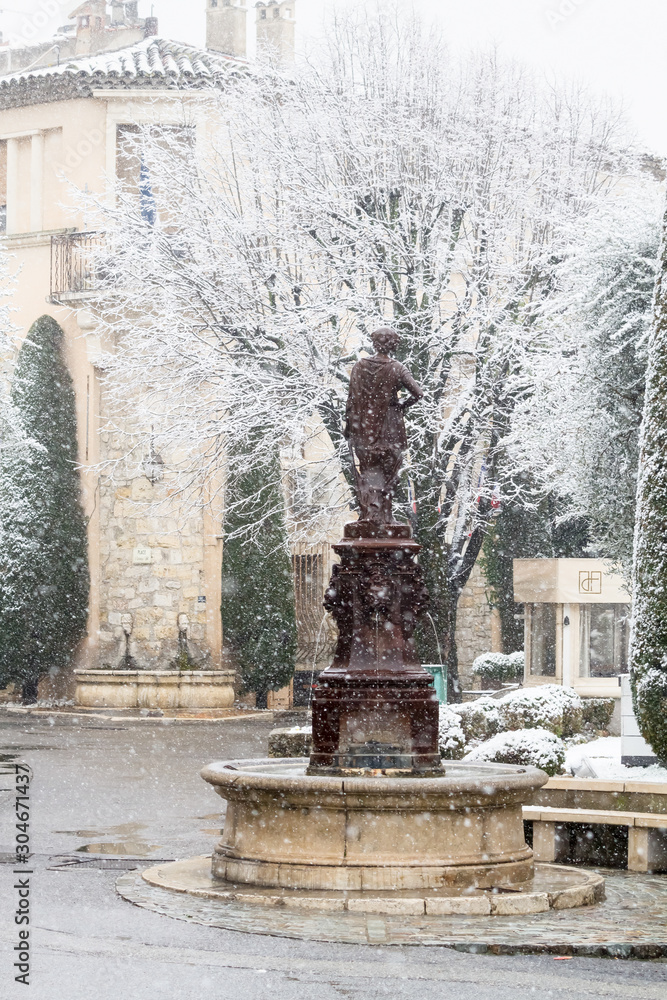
[0,2,499,702]
[514,558,631,702]
[0,9,252,696]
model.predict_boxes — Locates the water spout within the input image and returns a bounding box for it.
[425,612,443,665]
[307,613,329,709]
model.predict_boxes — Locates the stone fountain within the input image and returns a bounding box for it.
[138,329,605,917]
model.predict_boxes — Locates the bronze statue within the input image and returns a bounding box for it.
[344,328,424,523]
[309,328,440,775]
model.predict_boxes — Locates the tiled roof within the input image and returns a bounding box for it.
[0,37,248,109]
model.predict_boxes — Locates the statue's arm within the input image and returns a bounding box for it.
[398,366,424,410]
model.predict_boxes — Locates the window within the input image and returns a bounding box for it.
[260,8,267,18]
[579,604,630,678]
[292,549,335,664]
[116,124,195,223]
[273,7,280,16]
[529,603,556,676]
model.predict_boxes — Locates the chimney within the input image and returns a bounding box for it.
[144,16,159,36]
[256,1,295,66]
[206,0,247,59]
[72,1,107,56]
[125,1,139,18]
[110,1,124,24]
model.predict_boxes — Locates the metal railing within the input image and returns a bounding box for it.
[50,231,105,303]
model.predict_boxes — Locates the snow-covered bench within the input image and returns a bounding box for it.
[523,805,667,872]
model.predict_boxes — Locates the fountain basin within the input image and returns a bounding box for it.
[201,757,549,891]
[74,668,236,709]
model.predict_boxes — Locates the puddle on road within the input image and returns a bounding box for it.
[53,822,163,856]
[196,814,222,835]
[75,840,163,855]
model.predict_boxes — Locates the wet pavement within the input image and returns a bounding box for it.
[1,710,667,999]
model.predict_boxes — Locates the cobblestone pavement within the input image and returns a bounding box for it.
[118,865,667,957]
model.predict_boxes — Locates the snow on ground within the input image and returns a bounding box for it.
[565,737,667,783]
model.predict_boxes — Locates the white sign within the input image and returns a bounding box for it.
[133,546,153,565]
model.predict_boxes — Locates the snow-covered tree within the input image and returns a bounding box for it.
[630,199,667,764]
[509,185,663,579]
[87,10,635,699]
[0,316,89,702]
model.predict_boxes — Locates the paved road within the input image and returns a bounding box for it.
[1,711,666,1000]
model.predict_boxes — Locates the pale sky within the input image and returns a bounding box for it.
[5,0,667,154]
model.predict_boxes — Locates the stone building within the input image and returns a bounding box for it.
[0,4,253,698]
[0,1,499,704]
[456,561,501,693]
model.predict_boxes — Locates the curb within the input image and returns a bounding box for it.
[0,705,273,724]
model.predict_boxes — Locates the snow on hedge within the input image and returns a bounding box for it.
[437,684,607,763]
[472,651,524,682]
[451,696,503,743]
[498,684,583,737]
[437,705,467,760]
[464,728,566,776]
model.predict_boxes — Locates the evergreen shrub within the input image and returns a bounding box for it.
[221,447,297,708]
[0,316,89,702]
[451,696,503,743]
[437,704,467,759]
[498,684,583,737]
[581,697,615,731]
[472,650,524,683]
[630,204,667,764]
[464,728,566,777]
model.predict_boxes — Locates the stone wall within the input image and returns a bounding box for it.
[97,468,212,669]
[94,402,224,672]
[455,559,501,692]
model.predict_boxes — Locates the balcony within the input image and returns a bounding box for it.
[50,231,106,304]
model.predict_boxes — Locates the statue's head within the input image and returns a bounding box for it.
[370,327,400,355]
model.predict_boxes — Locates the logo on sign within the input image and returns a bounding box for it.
[578,570,602,595]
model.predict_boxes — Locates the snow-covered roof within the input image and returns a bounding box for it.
[0,36,248,110]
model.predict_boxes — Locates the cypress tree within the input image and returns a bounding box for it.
[631,203,667,764]
[0,316,89,703]
[221,448,296,708]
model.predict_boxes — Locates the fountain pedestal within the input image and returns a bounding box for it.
[309,521,441,775]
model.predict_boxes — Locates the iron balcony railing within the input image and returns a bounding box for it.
[50,231,106,303]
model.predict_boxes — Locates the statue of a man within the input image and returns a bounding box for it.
[344,328,424,523]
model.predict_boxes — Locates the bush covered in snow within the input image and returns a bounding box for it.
[464,728,566,776]
[451,697,503,743]
[622,194,667,765]
[438,705,467,760]
[498,684,583,737]
[472,651,524,683]
[581,697,615,731]
[507,651,525,675]
[447,685,612,768]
